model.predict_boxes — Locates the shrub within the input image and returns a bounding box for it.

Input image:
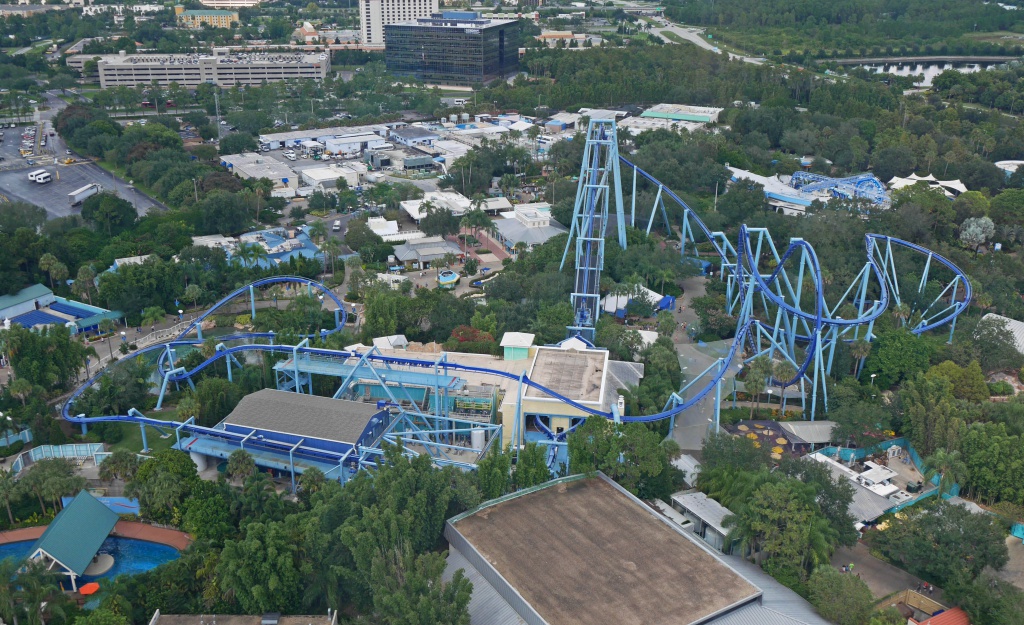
[989,380,1015,396]
[0,439,24,457]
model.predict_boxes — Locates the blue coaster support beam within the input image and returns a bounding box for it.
[560,119,626,341]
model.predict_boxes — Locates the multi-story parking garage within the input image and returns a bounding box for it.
[67,48,329,88]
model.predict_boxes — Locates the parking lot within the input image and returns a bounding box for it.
[0,160,162,219]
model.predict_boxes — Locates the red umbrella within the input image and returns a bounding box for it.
[79,583,100,596]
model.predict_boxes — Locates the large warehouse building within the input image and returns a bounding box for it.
[445,474,832,625]
[67,48,329,88]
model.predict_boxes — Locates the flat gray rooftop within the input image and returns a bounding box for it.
[450,476,760,625]
[156,616,332,625]
[223,389,381,444]
[525,347,606,402]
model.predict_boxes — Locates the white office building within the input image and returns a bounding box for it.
[359,0,438,48]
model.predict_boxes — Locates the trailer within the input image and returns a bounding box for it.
[68,183,101,206]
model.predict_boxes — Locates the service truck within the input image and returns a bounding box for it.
[68,183,101,206]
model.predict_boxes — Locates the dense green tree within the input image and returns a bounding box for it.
[226,449,256,482]
[567,417,679,499]
[419,204,461,237]
[513,442,553,490]
[807,566,875,625]
[862,329,934,389]
[873,502,1008,587]
[81,192,137,237]
[367,545,472,625]
[217,519,306,613]
[897,373,965,457]
[475,444,513,500]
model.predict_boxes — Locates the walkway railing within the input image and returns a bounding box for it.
[11,443,105,475]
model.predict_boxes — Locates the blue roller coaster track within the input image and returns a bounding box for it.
[60,122,972,480]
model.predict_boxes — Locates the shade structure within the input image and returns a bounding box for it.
[79,582,100,595]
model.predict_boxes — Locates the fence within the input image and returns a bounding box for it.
[11,443,105,475]
[0,428,31,448]
[817,437,959,514]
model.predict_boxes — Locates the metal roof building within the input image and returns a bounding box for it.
[0,284,55,321]
[28,490,119,592]
[981,313,1024,354]
[445,474,832,625]
[808,453,895,523]
[671,491,734,552]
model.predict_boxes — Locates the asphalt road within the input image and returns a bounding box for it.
[654,22,766,64]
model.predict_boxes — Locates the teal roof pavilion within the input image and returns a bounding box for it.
[29,490,119,577]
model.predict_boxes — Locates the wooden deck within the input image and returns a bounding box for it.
[0,520,191,550]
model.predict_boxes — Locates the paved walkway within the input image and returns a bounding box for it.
[831,542,943,601]
[112,520,192,550]
[0,525,45,544]
[0,520,191,550]
[995,535,1024,590]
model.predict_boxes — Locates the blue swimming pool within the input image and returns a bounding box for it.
[0,537,180,581]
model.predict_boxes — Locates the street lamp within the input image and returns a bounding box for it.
[178,309,183,321]
[870,373,877,386]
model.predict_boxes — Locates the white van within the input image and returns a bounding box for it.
[27,169,47,181]
[285,153,297,161]
[332,220,341,232]
[453,98,467,106]
[35,172,52,184]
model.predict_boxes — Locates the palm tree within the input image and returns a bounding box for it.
[37,253,58,290]
[98,317,116,360]
[772,360,797,415]
[16,560,66,625]
[9,378,31,407]
[227,449,256,483]
[658,268,676,294]
[234,243,254,268]
[744,356,772,419]
[0,556,19,625]
[513,241,528,257]
[321,237,341,275]
[892,302,911,325]
[0,467,16,525]
[98,449,141,483]
[924,449,966,497]
[248,244,268,270]
[72,265,96,305]
[849,339,872,378]
[142,306,165,331]
[308,220,328,244]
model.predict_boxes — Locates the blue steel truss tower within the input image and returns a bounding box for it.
[560,120,627,341]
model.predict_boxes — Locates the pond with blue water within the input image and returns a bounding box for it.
[0,536,180,581]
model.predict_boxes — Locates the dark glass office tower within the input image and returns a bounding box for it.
[385,12,522,85]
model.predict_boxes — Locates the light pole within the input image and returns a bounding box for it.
[870,373,876,386]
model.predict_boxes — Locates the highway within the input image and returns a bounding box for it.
[653,21,766,65]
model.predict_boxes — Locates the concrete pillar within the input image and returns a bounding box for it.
[190,451,208,472]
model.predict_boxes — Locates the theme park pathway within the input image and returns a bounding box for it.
[0,521,192,549]
[111,521,192,550]
[0,525,45,544]
[669,276,733,451]
[831,542,942,601]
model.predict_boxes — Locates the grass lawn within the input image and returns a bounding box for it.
[108,422,177,454]
[661,31,687,45]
